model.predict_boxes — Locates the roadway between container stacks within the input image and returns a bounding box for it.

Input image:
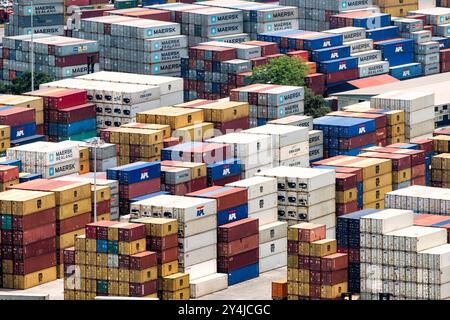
[0,267,286,300]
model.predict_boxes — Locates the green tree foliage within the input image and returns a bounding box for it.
[0,72,54,94]
[249,56,331,118]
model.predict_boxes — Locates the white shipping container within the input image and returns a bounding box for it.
[259,251,287,273]
[279,154,310,167]
[180,259,217,281]
[178,230,217,253]
[247,193,277,214]
[178,244,217,268]
[179,215,217,238]
[297,184,336,206]
[259,221,288,244]
[207,132,272,157]
[297,199,336,221]
[324,26,366,42]
[189,273,228,298]
[267,115,313,130]
[360,209,414,234]
[225,176,277,200]
[242,124,308,148]
[309,212,337,229]
[419,244,450,270]
[260,237,287,258]
[248,207,278,226]
[386,226,447,252]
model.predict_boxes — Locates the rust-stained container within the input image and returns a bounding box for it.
[130,252,157,270]
[217,234,259,256]
[187,186,247,212]
[13,237,56,261]
[57,212,91,235]
[148,234,178,251]
[321,253,348,271]
[119,223,146,242]
[272,279,288,300]
[218,247,259,272]
[13,252,57,275]
[217,217,258,242]
[12,208,56,231]
[13,223,56,246]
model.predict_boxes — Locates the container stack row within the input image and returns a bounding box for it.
[287,222,348,300]
[0,190,58,289]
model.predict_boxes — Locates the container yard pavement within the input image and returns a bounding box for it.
[0,268,286,300]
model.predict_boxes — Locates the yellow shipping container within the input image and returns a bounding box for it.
[363,200,385,210]
[79,160,90,174]
[8,190,56,216]
[287,282,298,296]
[163,272,190,291]
[52,182,91,205]
[161,161,206,179]
[0,179,19,192]
[0,138,10,152]
[298,242,310,256]
[13,266,57,289]
[137,144,163,158]
[158,260,178,277]
[320,282,348,299]
[298,283,310,297]
[96,267,108,281]
[79,146,90,162]
[2,274,14,288]
[2,260,13,273]
[385,110,405,126]
[0,94,44,111]
[387,124,405,138]
[108,281,119,296]
[86,252,97,266]
[319,156,392,179]
[375,0,417,7]
[108,268,119,281]
[57,228,85,249]
[121,123,171,139]
[118,238,146,255]
[432,135,450,153]
[287,268,299,282]
[209,102,249,122]
[336,187,357,204]
[386,136,405,145]
[363,185,393,204]
[96,253,109,267]
[75,251,86,265]
[139,107,204,129]
[64,290,75,300]
[57,198,91,220]
[0,125,10,140]
[298,269,309,283]
[172,122,214,142]
[162,288,190,300]
[129,266,158,283]
[119,281,130,296]
[108,222,131,241]
[380,4,418,16]
[74,291,86,301]
[287,295,298,300]
[393,168,412,184]
[309,239,337,257]
[119,269,130,282]
[287,255,299,269]
[75,235,86,251]
[86,265,97,279]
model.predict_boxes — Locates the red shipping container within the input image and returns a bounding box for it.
[336,201,359,216]
[326,68,359,84]
[217,247,259,272]
[163,182,190,196]
[189,177,207,192]
[130,252,157,270]
[309,284,322,298]
[12,208,56,231]
[338,132,376,149]
[57,103,96,123]
[218,233,259,256]
[93,220,120,239]
[0,165,19,182]
[63,247,75,265]
[321,253,348,271]
[335,173,357,191]
[2,230,12,245]
[209,174,241,187]
[441,62,450,73]
[120,178,160,199]
[310,270,321,284]
[57,212,91,235]
[297,224,326,242]
[309,257,321,271]
[130,280,157,297]
[364,147,425,165]
[119,223,146,242]
[85,223,97,239]
[243,41,278,56]
[251,56,269,68]
[12,223,56,246]
[13,237,56,261]
[321,269,348,285]
[349,248,360,263]
[217,217,258,242]
[148,233,178,251]
[55,52,100,67]
[412,176,426,186]
[288,240,299,254]
[94,200,111,217]
[409,138,433,153]
[412,164,426,179]
[358,152,411,171]
[188,186,247,213]
[287,50,309,61]
[214,117,249,135]
[0,107,35,126]
[13,251,57,275]
[2,244,12,259]
[119,255,130,269]
[157,246,178,264]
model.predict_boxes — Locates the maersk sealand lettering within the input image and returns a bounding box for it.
[217,14,240,21]
[273,11,294,18]
[217,25,239,33]
[346,0,369,7]
[153,27,177,35]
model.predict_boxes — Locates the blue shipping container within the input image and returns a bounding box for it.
[207,158,242,181]
[131,191,170,203]
[384,52,414,67]
[366,26,399,41]
[313,116,376,138]
[57,118,97,136]
[228,262,259,286]
[389,63,422,80]
[301,34,343,51]
[107,161,150,180]
[375,38,414,56]
[118,161,161,184]
[311,45,351,62]
[96,240,108,253]
[353,14,391,30]
[11,122,36,140]
[10,134,45,147]
[433,36,450,49]
[217,204,248,226]
[19,173,42,183]
[0,159,21,171]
